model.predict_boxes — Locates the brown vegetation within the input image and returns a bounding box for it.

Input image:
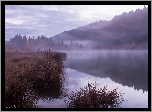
[5,50,124,108]
[66,82,124,108]
[5,50,67,108]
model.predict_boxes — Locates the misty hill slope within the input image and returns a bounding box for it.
[52,7,148,48]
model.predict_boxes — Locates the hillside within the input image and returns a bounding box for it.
[52,7,148,49]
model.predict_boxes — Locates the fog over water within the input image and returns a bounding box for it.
[63,50,148,91]
[5,4,148,108]
[36,50,148,108]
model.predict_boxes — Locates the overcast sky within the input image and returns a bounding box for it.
[5,5,148,41]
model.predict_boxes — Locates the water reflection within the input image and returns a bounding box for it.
[35,51,148,108]
[64,51,148,92]
[37,68,148,108]
[32,88,63,101]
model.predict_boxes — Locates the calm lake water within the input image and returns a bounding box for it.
[36,50,148,108]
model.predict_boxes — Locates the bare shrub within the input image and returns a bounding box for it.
[66,82,124,108]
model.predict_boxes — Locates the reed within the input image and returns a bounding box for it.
[5,50,67,108]
[28,50,67,90]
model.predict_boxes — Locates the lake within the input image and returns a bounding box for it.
[36,50,148,108]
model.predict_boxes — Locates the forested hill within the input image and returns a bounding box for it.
[52,7,148,49]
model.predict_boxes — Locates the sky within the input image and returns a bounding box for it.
[5,5,148,41]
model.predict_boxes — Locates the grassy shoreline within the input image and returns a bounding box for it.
[5,50,124,108]
[5,50,67,108]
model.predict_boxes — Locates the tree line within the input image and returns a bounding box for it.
[6,34,84,51]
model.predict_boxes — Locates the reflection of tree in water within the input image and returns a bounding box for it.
[31,87,67,103]
[64,52,148,92]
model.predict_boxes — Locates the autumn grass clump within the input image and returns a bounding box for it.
[5,50,67,108]
[66,82,124,108]
[5,52,37,108]
[29,50,67,90]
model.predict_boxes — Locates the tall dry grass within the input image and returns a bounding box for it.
[5,50,67,108]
